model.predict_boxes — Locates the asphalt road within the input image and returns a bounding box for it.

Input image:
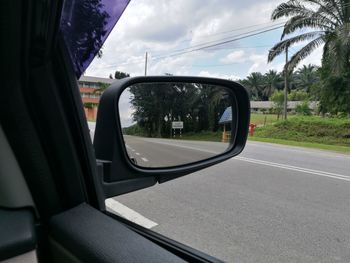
[89,123,350,262]
[123,135,229,167]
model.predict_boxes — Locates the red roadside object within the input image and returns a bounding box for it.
[249,123,257,136]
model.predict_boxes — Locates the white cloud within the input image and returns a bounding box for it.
[220,50,246,63]
[242,52,284,74]
[198,71,240,80]
[85,0,308,79]
[248,53,270,73]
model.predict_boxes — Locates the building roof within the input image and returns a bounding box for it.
[219,106,232,124]
[79,75,116,84]
[250,101,318,110]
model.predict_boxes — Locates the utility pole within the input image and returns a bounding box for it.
[144,52,148,76]
[284,46,288,120]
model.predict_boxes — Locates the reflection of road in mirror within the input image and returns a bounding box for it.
[124,135,229,168]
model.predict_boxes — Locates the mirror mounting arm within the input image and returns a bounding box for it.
[95,159,156,201]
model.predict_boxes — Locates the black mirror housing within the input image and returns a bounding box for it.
[93,76,250,198]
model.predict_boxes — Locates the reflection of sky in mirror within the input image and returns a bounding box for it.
[119,88,135,127]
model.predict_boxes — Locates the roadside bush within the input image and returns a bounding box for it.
[289,90,309,101]
[295,101,312,116]
[254,116,350,146]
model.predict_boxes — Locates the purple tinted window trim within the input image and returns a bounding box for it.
[60,0,130,78]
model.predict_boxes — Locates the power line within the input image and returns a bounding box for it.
[106,22,284,68]
[152,25,284,60]
[198,21,285,38]
[151,22,285,57]
[94,24,285,70]
[160,20,286,49]
[96,44,278,69]
[204,44,276,51]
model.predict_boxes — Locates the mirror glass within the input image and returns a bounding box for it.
[118,82,236,168]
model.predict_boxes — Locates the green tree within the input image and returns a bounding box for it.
[295,101,312,115]
[93,82,110,95]
[289,90,309,101]
[114,71,130,79]
[95,71,130,95]
[242,72,265,100]
[318,63,350,114]
[268,0,350,76]
[129,83,232,137]
[270,90,285,119]
[263,70,283,99]
[294,64,319,92]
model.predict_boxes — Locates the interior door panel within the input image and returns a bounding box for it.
[49,203,186,263]
[0,209,37,261]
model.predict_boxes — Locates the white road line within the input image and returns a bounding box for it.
[141,140,219,154]
[235,156,350,182]
[135,152,140,156]
[105,198,158,229]
[141,157,149,162]
[126,138,349,182]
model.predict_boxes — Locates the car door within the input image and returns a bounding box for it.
[1,0,249,262]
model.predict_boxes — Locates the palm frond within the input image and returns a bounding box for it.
[272,1,313,20]
[268,31,324,62]
[286,36,324,71]
[302,0,343,25]
[336,23,350,46]
[281,15,335,39]
[324,0,344,22]
[271,0,350,77]
[341,0,350,22]
[323,24,350,75]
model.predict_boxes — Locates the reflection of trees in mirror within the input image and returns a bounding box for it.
[123,83,233,140]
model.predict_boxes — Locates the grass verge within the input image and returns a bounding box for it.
[250,113,279,126]
[175,131,222,142]
[248,136,350,154]
[253,116,350,145]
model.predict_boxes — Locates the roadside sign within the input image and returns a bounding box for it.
[172,121,183,129]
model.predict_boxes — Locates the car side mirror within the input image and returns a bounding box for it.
[93,76,250,198]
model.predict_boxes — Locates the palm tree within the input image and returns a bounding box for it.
[294,64,319,92]
[263,70,283,99]
[242,72,265,100]
[268,0,350,76]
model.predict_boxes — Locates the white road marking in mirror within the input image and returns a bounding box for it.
[139,140,219,154]
[141,157,148,162]
[106,198,158,229]
[135,152,140,155]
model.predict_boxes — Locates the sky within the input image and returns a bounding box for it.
[85,0,324,128]
[85,0,323,80]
